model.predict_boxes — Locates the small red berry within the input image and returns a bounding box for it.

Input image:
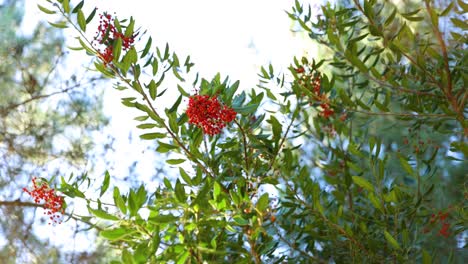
[23,177,64,224]
[186,94,236,136]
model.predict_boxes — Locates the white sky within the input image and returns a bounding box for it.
[22,0,319,254]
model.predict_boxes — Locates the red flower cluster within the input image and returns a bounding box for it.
[23,177,64,224]
[296,67,334,118]
[186,95,237,136]
[423,211,451,238]
[93,13,135,66]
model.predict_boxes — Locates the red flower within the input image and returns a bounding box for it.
[93,13,136,66]
[98,47,114,66]
[424,210,452,238]
[438,222,450,238]
[23,177,64,224]
[311,75,321,95]
[319,103,335,118]
[186,95,236,136]
[295,67,305,74]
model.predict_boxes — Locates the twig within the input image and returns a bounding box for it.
[0,79,96,116]
[234,119,250,171]
[347,109,451,118]
[0,200,102,231]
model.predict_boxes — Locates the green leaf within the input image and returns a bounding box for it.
[71,0,84,13]
[151,58,159,76]
[148,214,178,224]
[67,46,84,51]
[140,133,166,140]
[179,167,193,185]
[399,156,414,177]
[176,251,189,264]
[113,187,127,214]
[166,159,185,165]
[122,248,134,264]
[338,88,355,107]
[156,141,178,153]
[233,215,249,226]
[136,123,158,129]
[86,7,97,24]
[175,180,186,202]
[385,8,397,26]
[458,0,468,12]
[230,190,240,206]
[77,37,95,55]
[168,113,179,134]
[37,4,56,14]
[384,230,401,250]
[233,103,258,115]
[269,116,282,144]
[352,176,374,192]
[256,193,269,212]
[168,95,183,113]
[349,33,368,43]
[123,47,138,68]
[125,17,135,38]
[88,206,119,221]
[113,37,122,62]
[368,192,383,212]
[127,190,137,216]
[48,21,68,29]
[77,10,86,31]
[213,181,221,201]
[163,43,170,60]
[134,115,149,121]
[451,17,468,30]
[100,171,110,197]
[147,80,157,100]
[100,227,135,241]
[141,37,152,58]
[422,249,432,264]
[344,49,367,72]
[62,0,70,13]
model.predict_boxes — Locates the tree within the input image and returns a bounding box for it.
[0,0,110,262]
[34,0,466,263]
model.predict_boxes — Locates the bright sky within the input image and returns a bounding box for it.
[22,0,320,255]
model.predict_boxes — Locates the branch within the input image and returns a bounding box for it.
[424,0,466,136]
[0,79,97,116]
[0,200,102,231]
[347,109,451,118]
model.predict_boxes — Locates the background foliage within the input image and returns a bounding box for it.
[0,0,111,262]
[21,0,468,263]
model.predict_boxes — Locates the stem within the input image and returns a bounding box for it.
[347,108,450,118]
[424,1,452,94]
[0,200,103,231]
[234,119,250,172]
[248,236,261,264]
[424,0,467,136]
[1,79,97,116]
